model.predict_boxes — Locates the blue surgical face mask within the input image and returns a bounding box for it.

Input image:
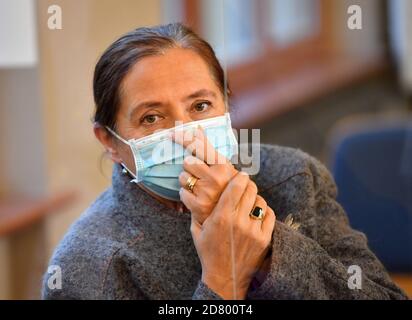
[106,113,238,202]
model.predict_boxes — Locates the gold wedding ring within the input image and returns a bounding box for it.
[185,176,198,193]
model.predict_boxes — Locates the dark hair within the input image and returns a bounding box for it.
[93,22,230,131]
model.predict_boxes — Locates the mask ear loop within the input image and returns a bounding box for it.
[105,126,138,180]
[105,126,130,145]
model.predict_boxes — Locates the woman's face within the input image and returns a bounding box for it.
[97,47,226,174]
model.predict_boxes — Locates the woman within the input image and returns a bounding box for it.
[42,23,407,300]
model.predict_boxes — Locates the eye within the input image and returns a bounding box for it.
[193,101,211,112]
[141,114,160,124]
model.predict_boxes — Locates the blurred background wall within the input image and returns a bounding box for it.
[0,0,411,299]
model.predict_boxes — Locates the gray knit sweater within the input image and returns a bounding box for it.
[41,144,407,299]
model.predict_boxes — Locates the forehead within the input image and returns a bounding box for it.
[120,48,221,102]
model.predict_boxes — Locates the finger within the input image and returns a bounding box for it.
[192,127,230,166]
[179,187,197,212]
[212,171,250,219]
[172,127,229,166]
[184,155,237,192]
[195,127,229,166]
[181,187,209,225]
[178,170,191,188]
[178,171,200,195]
[245,195,267,228]
[261,207,276,235]
[183,156,210,179]
[236,180,259,220]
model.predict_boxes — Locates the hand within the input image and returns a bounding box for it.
[172,127,238,224]
[189,171,276,299]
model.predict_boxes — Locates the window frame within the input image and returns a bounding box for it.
[182,0,387,128]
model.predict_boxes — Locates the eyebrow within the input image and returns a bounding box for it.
[184,89,217,101]
[128,89,218,119]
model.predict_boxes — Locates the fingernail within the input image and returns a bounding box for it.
[240,171,248,176]
[179,188,183,195]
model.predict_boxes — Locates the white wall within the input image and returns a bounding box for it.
[389,0,412,92]
[0,0,37,67]
[0,68,46,197]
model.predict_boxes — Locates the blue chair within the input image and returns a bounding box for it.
[329,116,412,273]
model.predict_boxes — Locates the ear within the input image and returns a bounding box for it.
[93,122,123,163]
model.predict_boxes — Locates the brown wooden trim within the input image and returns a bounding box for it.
[228,0,334,93]
[230,53,388,129]
[319,0,336,50]
[183,0,201,33]
[228,38,329,93]
[0,191,77,237]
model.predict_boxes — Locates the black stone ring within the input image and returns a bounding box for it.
[249,206,265,221]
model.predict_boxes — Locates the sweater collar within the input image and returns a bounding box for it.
[111,163,190,220]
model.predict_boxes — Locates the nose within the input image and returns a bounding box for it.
[170,106,192,126]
